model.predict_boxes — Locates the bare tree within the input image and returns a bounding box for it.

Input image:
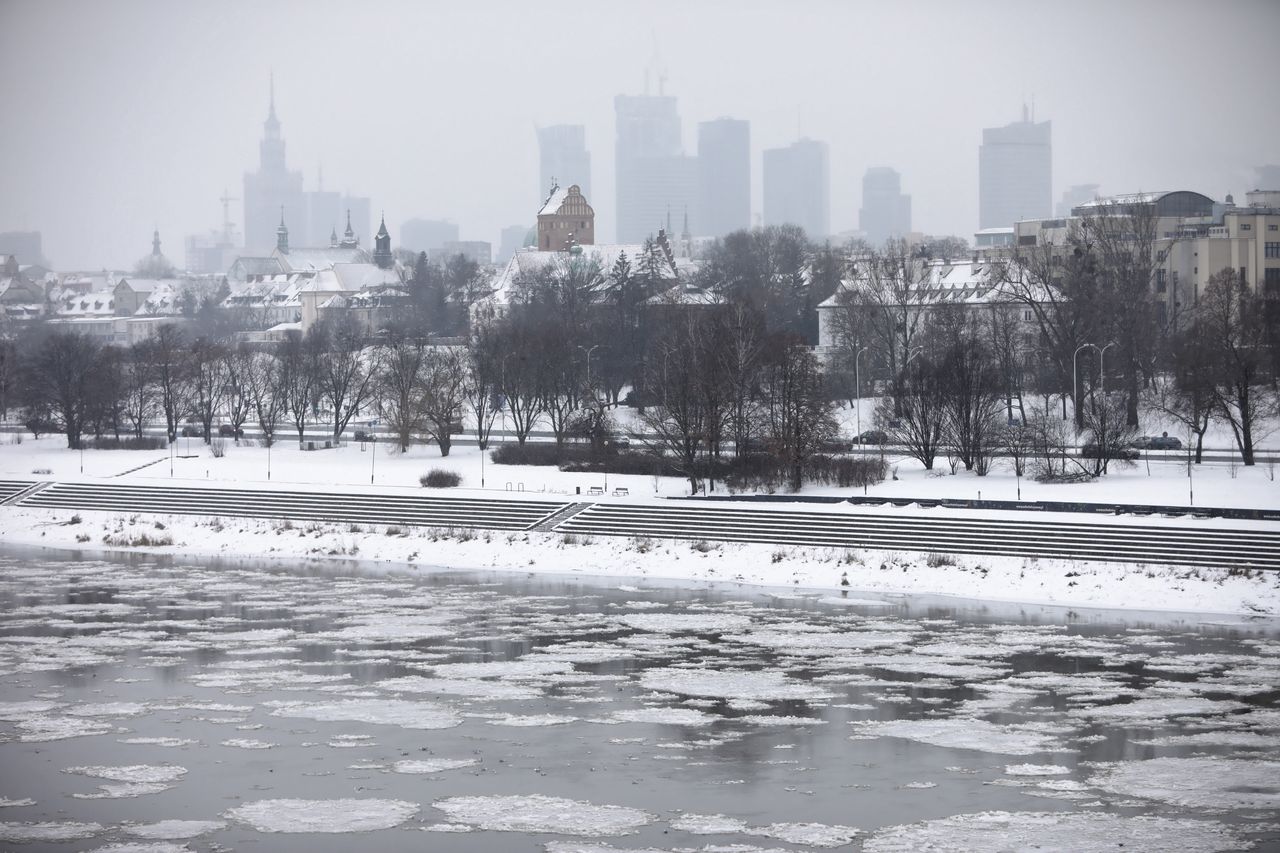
[1199,269,1276,464]
[637,323,708,494]
[278,332,317,448]
[245,349,286,447]
[879,357,946,470]
[419,347,469,456]
[1076,394,1137,476]
[762,342,837,491]
[465,325,501,450]
[150,324,190,441]
[376,329,428,452]
[313,315,379,443]
[222,344,254,443]
[189,337,228,444]
[122,340,158,439]
[937,310,1003,474]
[1146,322,1215,464]
[22,331,101,449]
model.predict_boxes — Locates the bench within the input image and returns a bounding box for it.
[612,487,629,497]
[588,486,605,496]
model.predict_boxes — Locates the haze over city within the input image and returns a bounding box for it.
[3,0,1278,270]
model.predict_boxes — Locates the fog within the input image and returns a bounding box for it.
[2,0,1278,270]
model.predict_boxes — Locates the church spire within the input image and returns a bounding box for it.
[276,206,289,254]
[373,211,393,270]
[152,228,162,257]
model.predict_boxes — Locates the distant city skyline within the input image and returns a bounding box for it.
[2,0,1278,269]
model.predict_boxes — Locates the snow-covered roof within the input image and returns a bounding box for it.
[55,290,116,316]
[817,258,1040,310]
[276,246,371,272]
[484,244,679,306]
[537,185,570,217]
[116,277,173,294]
[644,283,722,307]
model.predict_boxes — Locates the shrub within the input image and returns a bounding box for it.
[102,530,173,547]
[84,436,168,451]
[210,438,226,458]
[421,468,461,488]
[31,467,51,475]
[926,552,956,567]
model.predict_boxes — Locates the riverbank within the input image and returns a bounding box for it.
[3,504,1278,617]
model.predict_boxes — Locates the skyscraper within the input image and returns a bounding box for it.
[979,111,1052,229]
[762,138,829,240]
[614,93,695,243]
[859,167,912,246]
[243,78,304,254]
[697,118,750,238]
[537,125,591,204]
[1056,183,1100,218]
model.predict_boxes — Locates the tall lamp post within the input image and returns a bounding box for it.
[576,344,600,401]
[369,434,375,484]
[854,345,870,443]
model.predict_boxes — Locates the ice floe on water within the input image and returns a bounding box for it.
[0,821,104,842]
[852,718,1064,755]
[267,698,462,729]
[85,843,192,853]
[1005,763,1071,776]
[1088,756,1280,810]
[486,713,579,727]
[220,738,274,749]
[429,660,575,679]
[63,765,187,799]
[14,714,115,741]
[1069,697,1248,721]
[640,668,834,701]
[125,820,225,839]
[750,822,862,847]
[391,758,479,774]
[863,810,1247,852]
[0,797,36,807]
[618,613,753,634]
[433,794,652,836]
[670,813,750,834]
[117,737,199,747]
[612,707,718,726]
[376,675,541,700]
[226,798,418,832]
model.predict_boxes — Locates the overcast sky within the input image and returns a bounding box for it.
[2,0,1278,270]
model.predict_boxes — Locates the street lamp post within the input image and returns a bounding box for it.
[370,434,375,484]
[577,344,600,402]
[267,435,272,481]
[854,345,870,443]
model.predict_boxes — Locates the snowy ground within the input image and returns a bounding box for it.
[2,433,1279,616]
[0,549,1277,851]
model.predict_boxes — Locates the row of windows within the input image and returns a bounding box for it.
[1265,242,1280,259]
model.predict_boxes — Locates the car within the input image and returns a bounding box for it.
[217,424,244,438]
[180,426,199,437]
[1080,443,1140,461]
[1149,434,1182,450]
[854,430,889,445]
[819,438,853,453]
[607,433,631,449]
[1130,436,1154,449]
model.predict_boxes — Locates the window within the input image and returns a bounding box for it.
[1155,269,1166,293]
[1266,268,1280,297]
[1240,223,1252,231]
[1022,310,1033,322]
[1266,242,1280,259]
[1270,224,1278,231]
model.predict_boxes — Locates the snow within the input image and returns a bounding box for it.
[670,813,750,834]
[85,844,191,853]
[750,822,862,847]
[3,431,1277,617]
[432,794,652,836]
[0,821,104,842]
[851,719,1065,755]
[618,613,754,633]
[640,668,836,702]
[267,698,462,729]
[863,810,1247,852]
[1005,763,1072,776]
[612,707,718,726]
[125,820,225,839]
[1088,756,1280,810]
[391,758,479,774]
[225,798,418,833]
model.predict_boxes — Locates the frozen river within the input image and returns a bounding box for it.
[0,546,1278,852]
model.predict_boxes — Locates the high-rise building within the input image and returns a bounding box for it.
[1056,183,1100,218]
[763,138,830,240]
[243,78,304,254]
[497,224,532,263]
[537,125,591,205]
[614,93,695,243]
[400,219,460,256]
[979,111,1052,229]
[859,167,912,246]
[0,231,46,267]
[697,118,750,238]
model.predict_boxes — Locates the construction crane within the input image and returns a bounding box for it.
[218,189,239,244]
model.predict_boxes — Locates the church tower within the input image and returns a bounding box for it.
[276,208,290,254]
[373,214,392,269]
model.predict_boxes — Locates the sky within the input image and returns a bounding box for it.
[2,0,1278,271]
